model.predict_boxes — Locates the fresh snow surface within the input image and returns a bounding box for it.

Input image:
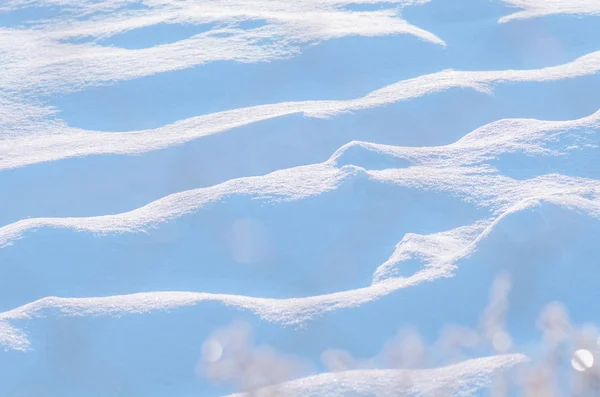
[499,0,600,22]
[225,355,528,397]
[1,1,599,396]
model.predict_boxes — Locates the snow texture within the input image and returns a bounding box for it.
[1,0,599,396]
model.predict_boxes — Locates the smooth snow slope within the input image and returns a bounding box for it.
[1,1,599,396]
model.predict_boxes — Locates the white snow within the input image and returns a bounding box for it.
[1,51,600,169]
[0,0,441,96]
[226,354,527,396]
[0,110,598,350]
[499,0,600,23]
[1,2,599,395]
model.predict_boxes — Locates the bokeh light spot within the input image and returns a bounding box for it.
[571,349,594,372]
[202,339,223,363]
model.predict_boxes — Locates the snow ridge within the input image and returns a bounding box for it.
[2,51,600,169]
[225,354,527,397]
[499,0,600,22]
[0,111,598,352]
[2,2,600,395]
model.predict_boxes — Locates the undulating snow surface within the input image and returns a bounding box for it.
[225,355,528,397]
[1,0,599,396]
[499,0,600,22]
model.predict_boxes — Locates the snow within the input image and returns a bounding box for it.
[499,0,600,22]
[225,355,528,396]
[1,0,599,396]
[2,52,600,169]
